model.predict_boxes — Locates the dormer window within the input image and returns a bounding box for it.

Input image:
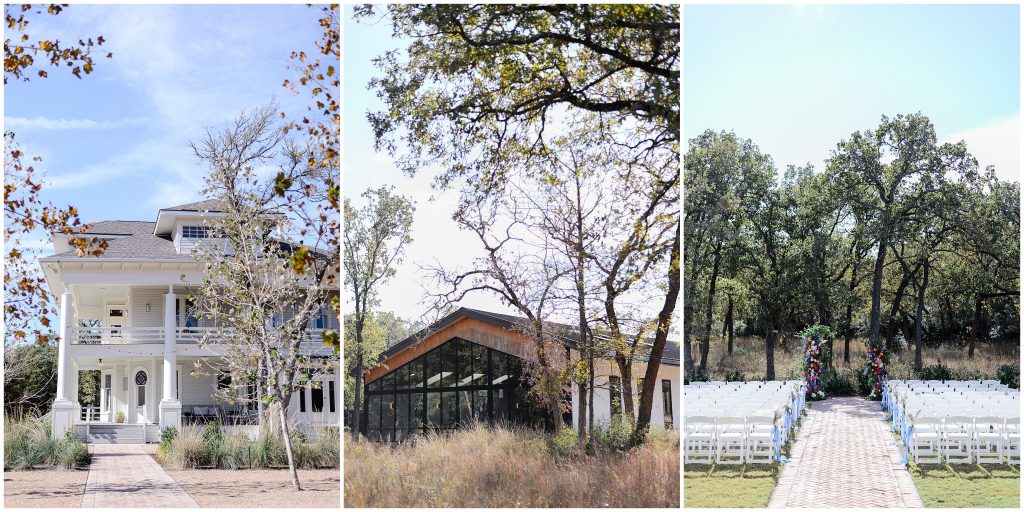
[182,225,216,239]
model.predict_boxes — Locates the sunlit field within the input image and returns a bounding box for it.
[343,424,680,508]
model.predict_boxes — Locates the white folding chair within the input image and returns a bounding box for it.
[745,415,776,464]
[910,416,943,464]
[973,416,1004,464]
[1005,417,1020,465]
[684,416,716,464]
[715,417,746,465]
[942,415,974,464]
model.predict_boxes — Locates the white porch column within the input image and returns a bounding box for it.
[159,285,182,430]
[51,291,76,439]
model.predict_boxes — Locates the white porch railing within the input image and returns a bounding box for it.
[71,326,329,345]
[79,405,101,422]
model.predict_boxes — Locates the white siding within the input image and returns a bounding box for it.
[571,355,680,431]
[130,287,166,328]
[180,368,219,406]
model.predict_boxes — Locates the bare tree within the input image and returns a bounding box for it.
[190,105,338,491]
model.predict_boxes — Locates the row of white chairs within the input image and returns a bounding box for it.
[883,380,1021,465]
[684,380,807,464]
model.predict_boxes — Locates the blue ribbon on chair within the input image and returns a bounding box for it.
[898,424,913,465]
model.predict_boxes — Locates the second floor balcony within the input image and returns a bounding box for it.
[69,326,330,345]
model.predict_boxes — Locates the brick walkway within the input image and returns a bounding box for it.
[768,397,923,508]
[81,444,199,508]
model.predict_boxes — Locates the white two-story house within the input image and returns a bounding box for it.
[40,199,340,442]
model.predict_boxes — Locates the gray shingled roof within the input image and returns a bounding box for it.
[162,199,223,212]
[79,220,158,236]
[43,223,189,261]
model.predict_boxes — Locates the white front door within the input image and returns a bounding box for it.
[132,369,149,423]
[105,306,126,341]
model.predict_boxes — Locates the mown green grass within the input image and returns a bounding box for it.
[910,462,1020,508]
[683,463,780,508]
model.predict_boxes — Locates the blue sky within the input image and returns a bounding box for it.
[4,4,326,247]
[345,6,518,322]
[685,3,1020,180]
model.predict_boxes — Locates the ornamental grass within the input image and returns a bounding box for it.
[343,423,680,508]
[4,416,90,470]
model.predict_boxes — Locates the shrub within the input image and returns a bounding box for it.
[169,426,206,469]
[54,431,89,469]
[918,363,953,381]
[221,431,253,469]
[591,416,632,452]
[4,417,88,470]
[824,370,858,396]
[996,363,1020,389]
[550,426,579,457]
[307,427,340,468]
[723,369,745,382]
[200,421,225,467]
[251,428,286,468]
[685,366,710,384]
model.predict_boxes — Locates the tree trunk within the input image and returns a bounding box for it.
[699,250,721,371]
[914,259,928,371]
[725,295,734,355]
[587,347,594,451]
[276,402,301,491]
[682,249,700,380]
[969,297,983,359]
[632,225,680,444]
[868,239,889,340]
[352,325,364,440]
[765,328,776,381]
[886,268,913,351]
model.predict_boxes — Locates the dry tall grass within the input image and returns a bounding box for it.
[700,336,1019,381]
[343,424,680,508]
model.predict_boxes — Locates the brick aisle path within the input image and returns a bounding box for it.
[768,397,923,508]
[81,444,199,508]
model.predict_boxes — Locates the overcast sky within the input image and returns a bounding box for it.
[685,3,1020,181]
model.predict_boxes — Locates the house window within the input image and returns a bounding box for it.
[299,388,306,413]
[314,308,326,329]
[328,381,336,413]
[662,379,674,429]
[609,375,622,419]
[311,386,324,413]
[182,225,215,239]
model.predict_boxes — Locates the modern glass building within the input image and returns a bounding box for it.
[363,336,548,441]
[361,307,680,441]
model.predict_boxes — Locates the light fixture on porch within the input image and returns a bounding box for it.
[146,303,151,312]
[123,377,128,391]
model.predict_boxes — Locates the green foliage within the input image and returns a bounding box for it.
[3,340,57,415]
[862,337,888,400]
[550,426,579,458]
[723,369,745,382]
[684,366,710,384]
[996,363,1020,389]
[4,416,88,470]
[823,369,858,397]
[591,416,634,452]
[917,363,953,381]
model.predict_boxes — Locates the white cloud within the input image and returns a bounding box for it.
[4,116,146,130]
[941,113,1020,182]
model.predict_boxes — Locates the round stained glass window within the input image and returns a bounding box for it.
[135,371,148,386]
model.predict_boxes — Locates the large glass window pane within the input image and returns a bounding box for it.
[508,353,522,384]
[458,390,474,426]
[396,365,409,390]
[493,387,511,423]
[469,344,488,385]
[396,393,410,430]
[475,389,489,422]
[383,371,396,391]
[457,339,472,386]
[411,393,425,430]
[368,395,381,430]
[425,349,442,388]
[442,391,458,428]
[408,358,424,389]
[440,340,457,387]
[382,393,396,430]
[311,386,324,412]
[492,351,510,385]
[427,392,441,428]
[368,380,380,394]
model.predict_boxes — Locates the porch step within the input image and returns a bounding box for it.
[80,424,150,444]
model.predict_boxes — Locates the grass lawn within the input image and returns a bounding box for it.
[683,463,780,508]
[910,462,1020,508]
